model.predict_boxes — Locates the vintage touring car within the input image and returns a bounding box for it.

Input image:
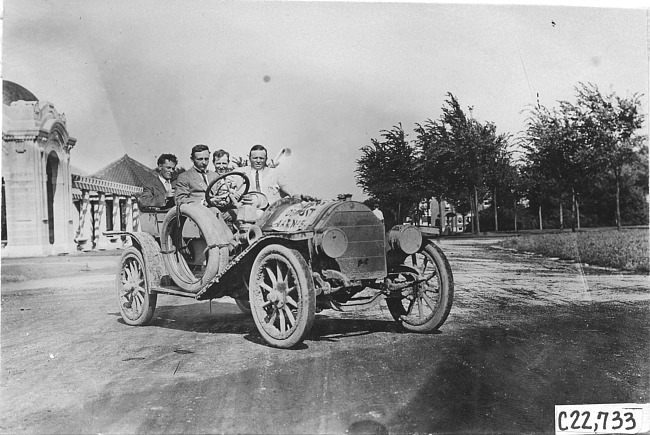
[109,171,454,348]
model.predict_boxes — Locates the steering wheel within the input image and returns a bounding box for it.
[205,172,250,209]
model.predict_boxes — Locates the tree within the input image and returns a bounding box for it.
[415,94,510,234]
[356,124,423,228]
[521,101,599,230]
[569,83,646,230]
[522,83,647,230]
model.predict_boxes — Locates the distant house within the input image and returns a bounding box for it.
[72,154,154,252]
[425,198,487,234]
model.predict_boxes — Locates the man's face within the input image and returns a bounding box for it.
[250,150,267,170]
[191,150,210,172]
[213,155,230,175]
[158,160,176,180]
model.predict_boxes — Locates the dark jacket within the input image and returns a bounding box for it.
[174,166,217,205]
[139,171,174,208]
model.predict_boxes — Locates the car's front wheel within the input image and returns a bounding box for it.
[249,244,315,348]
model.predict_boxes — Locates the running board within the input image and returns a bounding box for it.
[151,285,197,298]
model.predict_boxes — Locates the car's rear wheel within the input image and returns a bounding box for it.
[386,242,453,332]
[249,245,315,348]
[117,247,157,326]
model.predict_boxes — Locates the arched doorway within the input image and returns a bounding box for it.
[46,151,59,244]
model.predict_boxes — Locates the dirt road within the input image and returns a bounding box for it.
[1,238,648,434]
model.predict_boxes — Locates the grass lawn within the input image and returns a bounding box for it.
[499,228,649,273]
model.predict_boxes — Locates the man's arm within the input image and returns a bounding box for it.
[174,173,192,205]
[138,183,162,208]
[275,170,294,197]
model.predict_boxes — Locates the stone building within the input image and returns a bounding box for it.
[2,81,78,257]
[2,80,146,257]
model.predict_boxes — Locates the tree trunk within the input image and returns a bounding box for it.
[538,206,543,230]
[474,186,481,234]
[493,188,498,232]
[438,198,443,235]
[571,188,576,232]
[615,175,622,230]
[576,199,581,230]
[469,193,476,234]
[398,202,402,225]
[559,195,564,230]
[514,198,518,232]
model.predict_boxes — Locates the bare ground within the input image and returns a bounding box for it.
[1,238,648,434]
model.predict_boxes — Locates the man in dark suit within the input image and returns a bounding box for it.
[138,153,178,209]
[175,144,216,206]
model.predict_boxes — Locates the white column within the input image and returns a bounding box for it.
[108,195,121,248]
[132,201,140,232]
[124,197,134,247]
[95,192,108,250]
[76,190,93,252]
[125,197,133,231]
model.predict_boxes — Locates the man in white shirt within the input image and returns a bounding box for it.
[139,153,177,209]
[372,204,384,223]
[242,144,294,207]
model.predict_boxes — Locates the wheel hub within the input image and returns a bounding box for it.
[268,282,288,308]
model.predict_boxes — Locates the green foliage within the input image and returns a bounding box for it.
[520,83,647,229]
[413,93,517,232]
[356,83,647,233]
[500,229,649,272]
[356,124,423,227]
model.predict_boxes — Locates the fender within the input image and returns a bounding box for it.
[104,231,166,290]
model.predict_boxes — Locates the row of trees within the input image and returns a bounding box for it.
[356,83,648,232]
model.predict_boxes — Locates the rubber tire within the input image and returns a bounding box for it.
[235,298,252,315]
[249,245,315,348]
[160,203,230,293]
[386,242,454,332]
[117,247,157,326]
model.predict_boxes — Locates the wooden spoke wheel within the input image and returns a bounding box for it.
[116,247,157,326]
[386,242,453,332]
[249,245,315,348]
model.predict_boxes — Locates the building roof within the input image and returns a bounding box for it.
[91,154,157,188]
[72,175,143,197]
[3,80,38,106]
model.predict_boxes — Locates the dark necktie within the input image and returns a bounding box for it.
[200,171,208,186]
[255,170,260,191]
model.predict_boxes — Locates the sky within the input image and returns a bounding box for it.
[3,0,648,201]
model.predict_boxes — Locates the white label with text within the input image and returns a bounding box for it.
[555,403,650,434]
